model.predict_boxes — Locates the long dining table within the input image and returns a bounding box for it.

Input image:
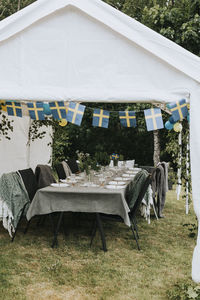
[26,168,139,250]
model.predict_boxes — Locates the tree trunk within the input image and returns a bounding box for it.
[17,0,21,11]
[153,130,160,166]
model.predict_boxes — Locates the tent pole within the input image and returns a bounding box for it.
[176,130,182,200]
[26,117,31,168]
[185,134,190,214]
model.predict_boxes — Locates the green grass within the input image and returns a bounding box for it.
[0,190,199,300]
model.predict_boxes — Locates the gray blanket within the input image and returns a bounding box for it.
[0,172,30,231]
[35,165,56,189]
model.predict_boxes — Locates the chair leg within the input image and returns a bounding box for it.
[132,217,139,239]
[11,204,27,242]
[90,218,97,248]
[152,200,159,220]
[51,212,63,248]
[130,223,140,251]
[96,213,107,252]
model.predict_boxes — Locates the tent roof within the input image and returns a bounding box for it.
[0,0,200,84]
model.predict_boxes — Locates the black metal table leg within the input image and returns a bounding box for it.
[96,213,107,252]
[90,218,97,248]
[51,212,63,248]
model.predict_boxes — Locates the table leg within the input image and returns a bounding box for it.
[96,213,107,252]
[51,212,63,248]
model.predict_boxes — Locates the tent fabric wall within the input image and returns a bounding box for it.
[0,1,198,102]
[0,115,52,176]
[0,0,200,281]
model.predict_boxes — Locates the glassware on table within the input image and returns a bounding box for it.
[99,175,106,186]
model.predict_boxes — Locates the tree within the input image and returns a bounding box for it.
[0,0,36,21]
[141,0,200,55]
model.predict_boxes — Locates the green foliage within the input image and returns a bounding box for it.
[183,222,197,238]
[94,150,110,166]
[0,109,13,140]
[51,121,71,167]
[0,0,36,21]
[64,103,154,166]
[27,117,53,145]
[167,281,200,300]
[141,0,200,55]
[27,117,71,167]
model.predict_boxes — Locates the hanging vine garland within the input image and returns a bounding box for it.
[0,103,14,140]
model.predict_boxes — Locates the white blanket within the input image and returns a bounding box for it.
[0,197,14,237]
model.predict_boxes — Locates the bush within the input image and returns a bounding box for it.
[167,281,200,300]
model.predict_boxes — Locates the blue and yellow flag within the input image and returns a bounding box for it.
[66,102,85,126]
[111,153,119,160]
[168,99,188,122]
[92,109,110,128]
[6,101,22,117]
[119,111,136,127]
[49,101,67,120]
[144,108,164,131]
[27,102,45,120]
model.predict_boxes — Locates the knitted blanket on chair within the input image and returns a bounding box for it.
[0,172,30,236]
[128,169,149,210]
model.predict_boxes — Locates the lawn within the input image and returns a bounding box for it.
[0,189,198,300]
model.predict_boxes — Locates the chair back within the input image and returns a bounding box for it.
[55,163,66,180]
[129,173,151,220]
[66,158,79,174]
[35,165,56,189]
[125,160,135,169]
[18,168,38,201]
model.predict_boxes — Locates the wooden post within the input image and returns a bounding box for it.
[153,130,160,166]
[17,0,21,11]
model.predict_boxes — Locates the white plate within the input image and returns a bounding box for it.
[122,174,130,177]
[80,183,100,187]
[90,184,100,187]
[114,177,123,181]
[126,171,135,174]
[51,183,69,187]
[105,185,126,189]
[60,179,67,183]
[105,185,116,189]
[117,181,126,185]
[115,185,126,189]
[108,181,117,185]
[67,180,77,184]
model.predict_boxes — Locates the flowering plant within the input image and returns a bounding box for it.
[76,151,93,175]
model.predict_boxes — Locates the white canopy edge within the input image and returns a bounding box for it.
[0,0,200,84]
[0,88,190,103]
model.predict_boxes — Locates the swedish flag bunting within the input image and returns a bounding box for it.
[111,153,119,160]
[49,101,67,120]
[66,102,85,126]
[119,111,136,127]
[27,102,45,120]
[144,108,164,131]
[92,109,110,128]
[168,99,188,122]
[6,101,22,117]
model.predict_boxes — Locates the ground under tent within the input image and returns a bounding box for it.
[0,0,200,281]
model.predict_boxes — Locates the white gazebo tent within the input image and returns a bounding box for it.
[0,0,200,281]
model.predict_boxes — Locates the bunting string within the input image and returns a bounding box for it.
[0,99,189,131]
